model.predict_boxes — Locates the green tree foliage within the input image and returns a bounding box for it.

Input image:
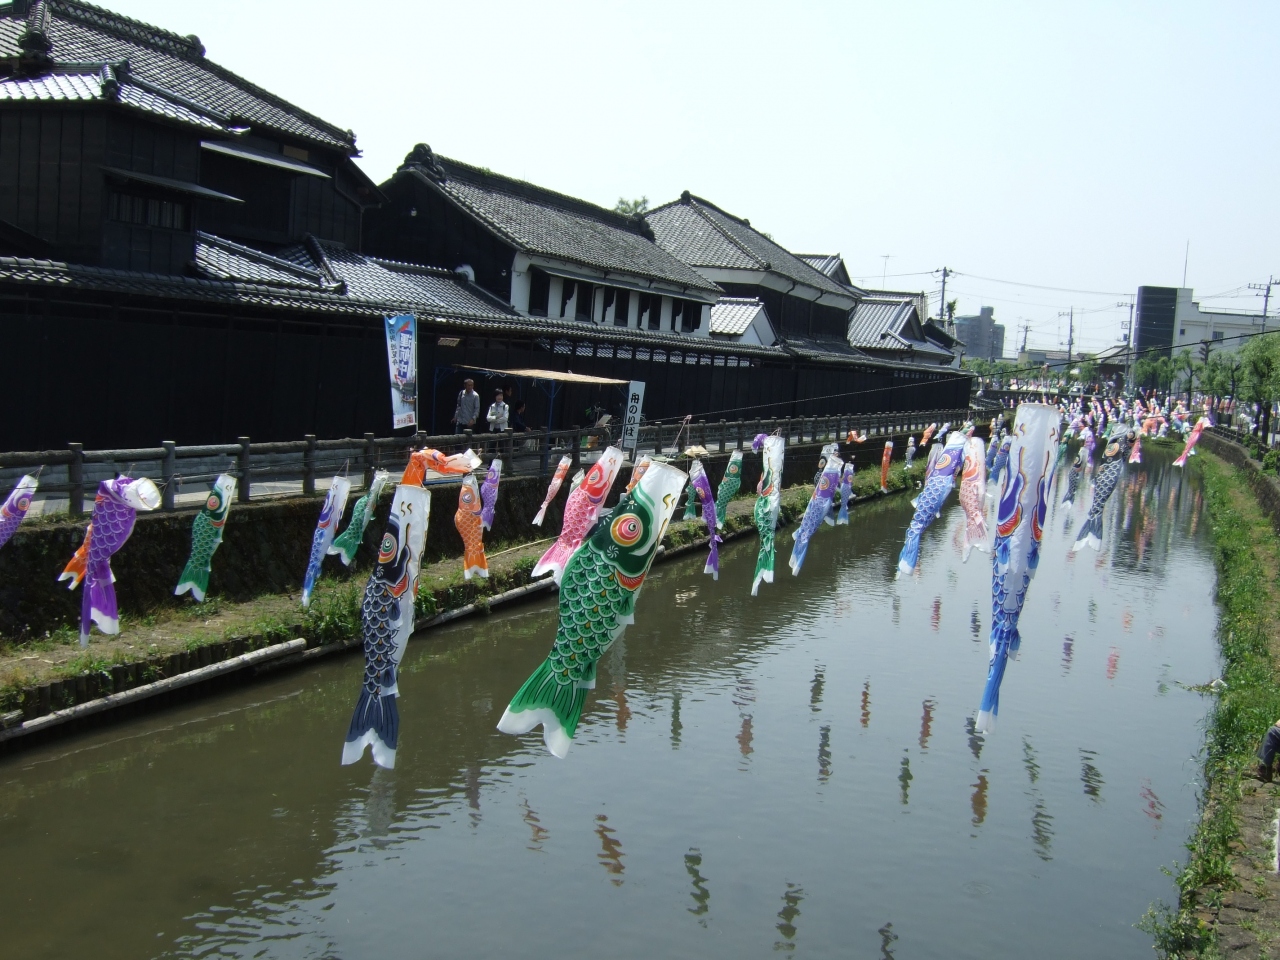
[1173,348,1202,404]
[1133,354,1173,391]
[614,196,650,217]
[1239,332,1280,437]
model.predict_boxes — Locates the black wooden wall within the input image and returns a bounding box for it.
[0,285,969,451]
[363,172,516,303]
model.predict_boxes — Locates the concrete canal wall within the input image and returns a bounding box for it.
[0,431,949,641]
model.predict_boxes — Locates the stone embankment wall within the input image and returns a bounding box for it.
[1200,432,1280,536]
[0,434,936,641]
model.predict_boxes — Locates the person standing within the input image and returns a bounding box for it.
[453,379,480,430]
[1258,720,1280,782]
[486,389,509,432]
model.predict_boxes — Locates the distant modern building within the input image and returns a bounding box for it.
[954,307,1006,362]
[1135,286,1268,359]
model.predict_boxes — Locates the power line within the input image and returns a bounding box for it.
[950,271,1131,297]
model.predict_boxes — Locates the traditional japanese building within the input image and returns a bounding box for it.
[0,1,972,451]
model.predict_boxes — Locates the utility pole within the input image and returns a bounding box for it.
[1248,275,1278,333]
[1067,307,1074,365]
[938,266,950,323]
[1124,299,1135,391]
[1056,307,1075,368]
[1019,321,1030,353]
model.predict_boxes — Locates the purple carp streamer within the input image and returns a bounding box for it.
[67,477,161,647]
[0,474,38,552]
[688,459,721,579]
[480,459,502,531]
[977,403,1059,734]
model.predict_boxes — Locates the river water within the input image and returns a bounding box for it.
[0,447,1218,959]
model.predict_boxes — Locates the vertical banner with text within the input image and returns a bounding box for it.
[621,380,645,453]
[384,314,417,429]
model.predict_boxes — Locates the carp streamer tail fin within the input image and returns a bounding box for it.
[1073,514,1103,552]
[174,559,209,602]
[497,659,588,759]
[531,541,572,585]
[898,528,921,575]
[342,688,401,769]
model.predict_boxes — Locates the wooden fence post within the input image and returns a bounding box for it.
[363,433,376,489]
[719,420,727,453]
[68,443,84,516]
[237,437,251,503]
[161,441,176,511]
[570,428,582,473]
[303,435,316,496]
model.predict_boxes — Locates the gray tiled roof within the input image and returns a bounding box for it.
[395,152,720,295]
[847,298,919,348]
[646,194,856,301]
[709,297,766,337]
[0,1,356,150]
[797,254,844,278]
[0,243,795,359]
[0,66,229,131]
[847,298,955,360]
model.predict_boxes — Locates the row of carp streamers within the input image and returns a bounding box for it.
[0,404,1212,765]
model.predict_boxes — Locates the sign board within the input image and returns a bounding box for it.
[621,380,645,452]
[384,314,417,429]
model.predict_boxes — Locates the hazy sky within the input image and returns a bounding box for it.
[107,1,1280,354]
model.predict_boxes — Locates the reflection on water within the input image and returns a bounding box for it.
[919,698,936,751]
[878,921,899,959]
[685,848,710,923]
[1081,749,1105,803]
[774,882,805,954]
[898,750,913,806]
[595,814,625,885]
[0,447,1221,959]
[971,772,989,828]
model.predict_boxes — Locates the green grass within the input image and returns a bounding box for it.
[1140,454,1280,957]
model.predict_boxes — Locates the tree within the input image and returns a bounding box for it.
[1173,349,1202,405]
[1240,333,1280,438]
[614,196,650,217]
[945,299,958,322]
[1133,354,1173,392]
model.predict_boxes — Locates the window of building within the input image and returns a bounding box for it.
[109,190,189,230]
[561,281,576,318]
[576,282,594,321]
[613,289,630,326]
[653,349,667,363]
[635,347,649,361]
[1212,331,1224,341]
[528,268,550,317]
[640,294,660,330]
[1179,328,1186,335]
[617,345,632,359]
[680,300,702,333]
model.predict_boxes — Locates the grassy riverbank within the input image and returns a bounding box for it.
[0,463,916,725]
[1142,452,1280,957]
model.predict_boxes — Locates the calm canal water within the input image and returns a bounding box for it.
[0,447,1218,959]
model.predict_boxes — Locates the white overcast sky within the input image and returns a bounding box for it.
[108,0,1280,354]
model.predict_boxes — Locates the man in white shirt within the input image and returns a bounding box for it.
[486,389,509,432]
[453,379,480,429]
